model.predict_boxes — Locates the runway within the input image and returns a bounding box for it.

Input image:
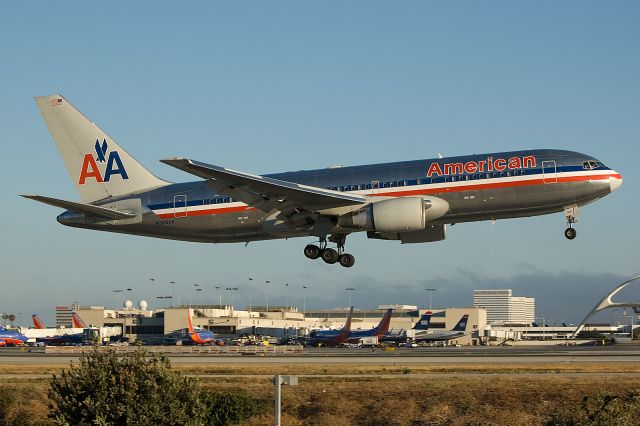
[2,345,640,365]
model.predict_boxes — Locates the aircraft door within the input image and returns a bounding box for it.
[542,160,557,184]
[371,181,380,194]
[173,195,187,218]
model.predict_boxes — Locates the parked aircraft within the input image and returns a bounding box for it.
[186,310,217,345]
[382,311,432,343]
[346,308,393,343]
[32,314,46,329]
[304,307,354,347]
[25,95,623,267]
[414,314,469,342]
[0,326,28,346]
[71,312,87,329]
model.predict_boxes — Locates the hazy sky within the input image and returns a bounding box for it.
[1,2,639,326]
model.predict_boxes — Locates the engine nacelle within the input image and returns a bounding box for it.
[338,196,449,233]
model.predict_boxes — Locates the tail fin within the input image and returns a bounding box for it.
[342,306,354,333]
[452,314,469,332]
[374,309,393,336]
[32,314,46,329]
[413,311,432,330]
[187,309,204,344]
[34,95,168,203]
[71,312,87,328]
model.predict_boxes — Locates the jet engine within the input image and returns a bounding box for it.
[338,196,449,233]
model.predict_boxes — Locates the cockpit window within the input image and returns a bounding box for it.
[582,160,600,170]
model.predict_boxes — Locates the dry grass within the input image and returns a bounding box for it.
[3,362,640,425]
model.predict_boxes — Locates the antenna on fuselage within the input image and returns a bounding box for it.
[437,153,444,159]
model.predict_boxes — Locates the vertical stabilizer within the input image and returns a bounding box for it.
[453,315,469,332]
[71,312,87,328]
[32,314,46,329]
[413,311,432,330]
[374,309,393,336]
[34,95,168,203]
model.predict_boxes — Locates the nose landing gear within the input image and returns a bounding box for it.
[564,205,579,240]
[303,235,355,267]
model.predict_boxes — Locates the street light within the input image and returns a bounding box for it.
[113,289,123,309]
[214,285,222,307]
[345,288,355,307]
[425,288,436,310]
[302,285,308,316]
[169,281,176,307]
[149,278,155,311]
[226,287,239,309]
[265,281,271,312]
[248,277,253,313]
[284,283,289,308]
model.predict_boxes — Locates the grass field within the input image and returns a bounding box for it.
[2,361,640,425]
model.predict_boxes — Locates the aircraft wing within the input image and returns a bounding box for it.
[161,158,367,214]
[21,195,137,220]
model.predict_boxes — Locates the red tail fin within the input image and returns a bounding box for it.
[187,309,204,344]
[32,314,46,329]
[374,309,393,336]
[71,312,87,328]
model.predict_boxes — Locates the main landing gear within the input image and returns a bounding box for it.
[564,205,579,240]
[304,235,355,268]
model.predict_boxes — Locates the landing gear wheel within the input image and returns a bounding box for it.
[321,248,339,264]
[564,227,577,240]
[338,253,355,268]
[304,244,321,259]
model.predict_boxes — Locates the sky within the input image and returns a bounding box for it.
[1,2,639,326]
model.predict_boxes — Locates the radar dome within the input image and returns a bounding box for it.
[123,299,133,309]
[139,300,148,310]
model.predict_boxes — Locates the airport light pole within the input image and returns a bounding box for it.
[226,287,238,310]
[265,280,271,312]
[113,289,123,310]
[248,277,253,313]
[425,288,436,310]
[345,288,355,307]
[284,283,289,308]
[196,288,203,306]
[169,281,176,307]
[149,278,156,311]
[302,285,308,316]
[214,286,222,307]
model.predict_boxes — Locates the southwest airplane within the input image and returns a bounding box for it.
[24,95,623,267]
[304,306,353,347]
[186,310,217,345]
[32,313,88,346]
[0,326,28,346]
[71,312,88,329]
[32,314,46,329]
[346,308,393,343]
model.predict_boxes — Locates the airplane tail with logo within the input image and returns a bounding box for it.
[412,311,432,330]
[187,309,204,344]
[34,94,168,203]
[453,314,469,332]
[71,312,87,328]
[32,314,46,329]
[373,309,393,337]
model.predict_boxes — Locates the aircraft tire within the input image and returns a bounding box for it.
[321,248,339,264]
[338,253,355,268]
[564,228,577,240]
[304,244,321,259]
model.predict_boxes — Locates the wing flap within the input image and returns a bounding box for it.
[21,195,137,219]
[161,158,366,213]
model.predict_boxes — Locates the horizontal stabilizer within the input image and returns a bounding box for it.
[21,195,137,220]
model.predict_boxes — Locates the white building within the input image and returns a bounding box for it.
[473,289,534,325]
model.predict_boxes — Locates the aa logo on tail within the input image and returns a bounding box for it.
[78,139,129,185]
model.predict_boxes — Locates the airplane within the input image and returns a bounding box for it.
[414,314,469,342]
[32,314,46,329]
[0,326,28,346]
[186,310,217,345]
[382,311,432,343]
[346,308,393,343]
[303,306,353,347]
[71,312,87,329]
[24,95,623,268]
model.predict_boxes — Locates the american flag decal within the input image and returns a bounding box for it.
[50,98,62,106]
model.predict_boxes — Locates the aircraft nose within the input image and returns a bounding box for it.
[610,173,623,192]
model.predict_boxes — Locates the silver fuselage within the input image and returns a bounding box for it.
[57,149,622,243]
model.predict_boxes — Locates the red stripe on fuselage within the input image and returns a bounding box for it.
[154,172,620,218]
